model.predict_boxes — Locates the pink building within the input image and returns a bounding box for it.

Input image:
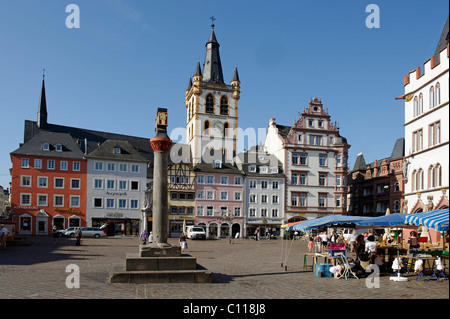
[194,160,244,238]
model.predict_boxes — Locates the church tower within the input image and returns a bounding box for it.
[185,19,241,165]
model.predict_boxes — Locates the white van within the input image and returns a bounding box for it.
[339,228,370,241]
[186,226,206,239]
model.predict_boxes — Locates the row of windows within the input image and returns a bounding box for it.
[289,193,345,208]
[21,158,81,171]
[290,173,346,187]
[411,120,441,153]
[197,190,243,201]
[413,82,441,118]
[411,164,442,191]
[20,193,81,207]
[20,176,81,189]
[295,134,337,146]
[248,194,280,204]
[291,153,347,167]
[92,179,140,191]
[249,180,280,189]
[93,161,140,173]
[170,206,194,215]
[248,208,279,218]
[93,198,139,209]
[196,206,242,217]
[197,175,242,185]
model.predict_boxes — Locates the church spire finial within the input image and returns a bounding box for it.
[210,16,216,29]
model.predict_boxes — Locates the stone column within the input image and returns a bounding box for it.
[149,108,172,247]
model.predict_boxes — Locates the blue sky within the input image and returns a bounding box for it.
[0,0,448,189]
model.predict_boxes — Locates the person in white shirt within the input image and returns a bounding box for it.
[348,230,358,253]
[365,235,378,263]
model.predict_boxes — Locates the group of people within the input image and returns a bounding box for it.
[308,231,346,253]
[139,229,154,245]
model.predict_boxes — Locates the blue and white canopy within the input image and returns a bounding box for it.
[287,215,371,232]
[404,209,449,231]
[355,213,408,227]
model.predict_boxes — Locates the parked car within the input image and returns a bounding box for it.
[58,227,76,237]
[186,226,206,239]
[65,227,106,238]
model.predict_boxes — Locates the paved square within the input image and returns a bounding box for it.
[0,236,448,299]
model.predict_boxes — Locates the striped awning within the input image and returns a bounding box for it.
[404,208,449,231]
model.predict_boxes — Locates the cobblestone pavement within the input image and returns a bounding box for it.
[0,235,448,300]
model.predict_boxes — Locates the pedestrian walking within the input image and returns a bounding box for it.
[0,224,9,251]
[52,226,59,244]
[308,235,314,252]
[148,231,153,243]
[179,232,187,253]
[74,227,82,246]
[140,229,147,245]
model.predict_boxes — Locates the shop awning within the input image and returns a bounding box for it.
[354,213,408,227]
[281,220,306,229]
[287,215,371,232]
[404,208,449,231]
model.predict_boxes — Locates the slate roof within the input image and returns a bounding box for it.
[235,145,284,178]
[85,139,149,162]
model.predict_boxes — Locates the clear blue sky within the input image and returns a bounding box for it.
[0,0,448,189]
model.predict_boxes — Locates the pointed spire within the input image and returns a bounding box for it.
[186,77,193,91]
[194,60,202,76]
[231,65,240,82]
[37,72,48,129]
[202,21,224,83]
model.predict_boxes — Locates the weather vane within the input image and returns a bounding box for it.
[210,16,216,28]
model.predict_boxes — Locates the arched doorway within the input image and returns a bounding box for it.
[209,223,218,239]
[232,223,241,238]
[220,223,230,237]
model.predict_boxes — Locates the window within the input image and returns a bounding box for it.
[249,194,257,203]
[272,195,278,204]
[299,173,307,185]
[38,194,48,206]
[94,162,103,171]
[234,207,241,217]
[56,144,62,152]
[319,194,327,207]
[21,176,31,187]
[412,129,423,152]
[249,180,256,188]
[71,179,80,189]
[260,166,268,174]
[118,199,127,209]
[249,165,256,173]
[214,160,222,168]
[197,190,205,199]
[196,206,204,216]
[42,143,50,151]
[319,154,327,166]
[20,193,31,205]
[131,164,139,173]
[292,153,298,165]
[106,180,115,189]
[308,119,314,127]
[436,82,440,105]
[310,135,322,145]
[73,162,80,171]
[220,176,228,185]
[130,200,138,209]
[206,191,214,200]
[119,180,127,190]
[221,191,228,200]
[113,147,121,154]
[131,181,139,190]
[54,195,64,207]
[291,194,298,206]
[206,206,214,216]
[430,86,435,108]
[94,179,103,189]
[234,177,242,185]
[206,95,214,113]
[94,198,103,208]
[107,163,116,171]
[234,192,241,201]
[197,175,205,184]
[336,196,341,207]
[220,96,228,115]
[249,208,256,217]
[261,181,268,189]
[261,208,267,217]
[70,196,80,207]
[271,209,278,218]
[34,159,42,169]
[272,181,279,189]
[54,178,64,189]
[291,173,298,185]
[336,155,342,167]
[47,160,55,170]
[429,121,441,147]
[300,153,307,165]
[38,177,48,188]
[299,194,306,207]
[261,195,268,203]
[106,199,115,208]
[318,120,323,128]
[207,176,215,184]
[119,164,127,172]
[60,161,68,171]
[319,174,327,186]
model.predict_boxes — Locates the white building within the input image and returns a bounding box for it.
[264,98,350,222]
[85,140,149,236]
[400,18,449,215]
[236,146,285,238]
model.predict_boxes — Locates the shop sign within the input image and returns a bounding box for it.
[105,212,125,218]
[14,206,39,210]
[105,191,127,196]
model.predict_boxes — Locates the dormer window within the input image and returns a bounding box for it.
[113,147,121,154]
[43,143,50,151]
[214,160,222,168]
[260,166,268,174]
[249,165,256,173]
[55,144,62,152]
[270,166,278,174]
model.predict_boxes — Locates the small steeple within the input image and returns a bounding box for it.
[202,18,224,84]
[37,71,48,129]
[186,77,193,91]
[194,60,202,77]
[231,65,240,82]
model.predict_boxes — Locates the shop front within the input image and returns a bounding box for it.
[92,217,140,236]
[246,218,282,239]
